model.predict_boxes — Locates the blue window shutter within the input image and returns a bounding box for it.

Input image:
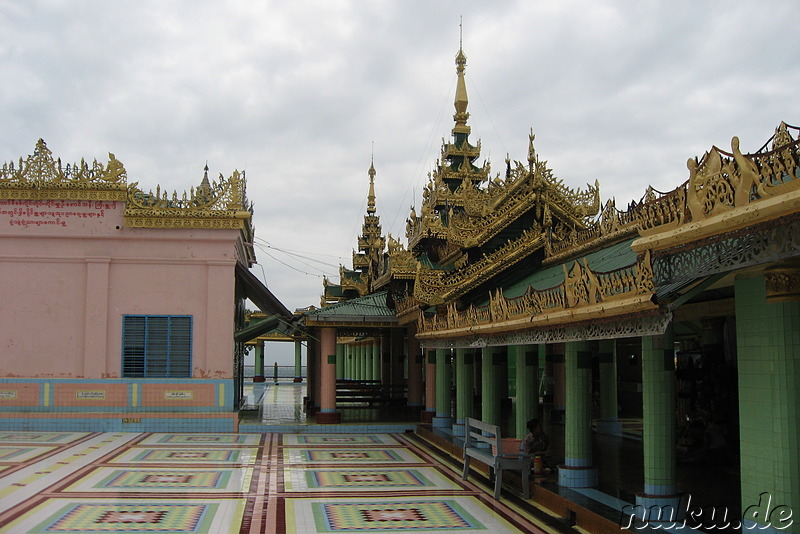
[122,315,192,378]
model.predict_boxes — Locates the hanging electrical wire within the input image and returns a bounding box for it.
[388,74,455,236]
[254,244,336,278]
[254,237,343,269]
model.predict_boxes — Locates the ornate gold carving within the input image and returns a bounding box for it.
[407,133,601,253]
[413,228,546,306]
[638,122,799,237]
[339,266,368,296]
[418,251,654,335]
[124,167,251,229]
[545,198,640,264]
[764,263,800,302]
[386,235,419,274]
[1,140,252,230]
[0,139,127,200]
[419,310,671,349]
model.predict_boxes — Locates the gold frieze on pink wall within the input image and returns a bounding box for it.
[0,140,252,230]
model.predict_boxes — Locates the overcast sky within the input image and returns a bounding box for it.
[2,0,799,322]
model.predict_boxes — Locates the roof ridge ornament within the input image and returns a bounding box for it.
[453,26,470,136]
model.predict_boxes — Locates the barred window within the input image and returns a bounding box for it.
[122,315,192,378]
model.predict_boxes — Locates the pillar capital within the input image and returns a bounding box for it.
[764,262,800,302]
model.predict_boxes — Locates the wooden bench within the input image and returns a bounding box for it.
[461,417,532,500]
[335,381,407,408]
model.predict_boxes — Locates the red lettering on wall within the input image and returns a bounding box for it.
[0,199,113,228]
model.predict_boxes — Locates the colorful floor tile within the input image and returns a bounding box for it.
[285,496,527,533]
[0,445,58,463]
[0,432,90,444]
[284,467,461,492]
[138,433,261,446]
[282,434,399,446]
[0,396,550,534]
[62,467,254,493]
[109,447,259,465]
[1,498,245,534]
[283,447,425,465]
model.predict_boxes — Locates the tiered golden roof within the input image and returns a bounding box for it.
[321,160,387,307]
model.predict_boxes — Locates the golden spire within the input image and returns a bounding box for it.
[367,156,376,215]
[453,19,470,136]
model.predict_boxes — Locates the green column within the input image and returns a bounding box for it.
[253,340,265,382]
[335,343,344,380]
[559,340,597,488]
[736,274,800,532]
[597,339,621,435]
[354,344,361,380]
[294,340,303,382]
[636,328,679,514]
[362,343,370,381]
[454,348,474,436]
[423,349,437,423]
[363,342,372,381]
[433,348,452,428]
[360,343,366,381]
[481,346,500,425]
[372,341,381,383]
[551,344,566,420]
[514,345,539,440]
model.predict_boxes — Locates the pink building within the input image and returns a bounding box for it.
[0,140,287,432]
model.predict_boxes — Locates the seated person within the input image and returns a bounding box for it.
[523,418,549,455]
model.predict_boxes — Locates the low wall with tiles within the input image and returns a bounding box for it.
[0,378,237,432]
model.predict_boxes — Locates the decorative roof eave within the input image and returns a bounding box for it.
[633,187,800,254]
[123,209,251,229]
[544,224,640,266]
[634,122,800,253]
[304,290,398,327]
[304,316,398,327]
[419,308,671,349]
[417,247,654,336]
[416,293,658,340]
[413,230,547,305]
[0,185,127,202]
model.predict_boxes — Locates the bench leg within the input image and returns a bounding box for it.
[521,468,531,499]
[494,468,503,500]
[462,457,470,480]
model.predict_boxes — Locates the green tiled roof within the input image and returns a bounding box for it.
[492,238,639,301]
[418,254,454,270]
[305,290,396,321]
[342,269,362,280]
[324,284,344,297]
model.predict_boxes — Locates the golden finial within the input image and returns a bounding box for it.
[367,153,376,215]
[453,18,470,136]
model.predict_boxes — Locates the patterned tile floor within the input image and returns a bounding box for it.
[0,430,553,533]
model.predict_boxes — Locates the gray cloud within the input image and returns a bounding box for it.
[1,0,798,314]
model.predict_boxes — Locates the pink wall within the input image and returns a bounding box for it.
[0,200,241,379]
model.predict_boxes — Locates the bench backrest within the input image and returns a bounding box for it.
[464,417,501,450]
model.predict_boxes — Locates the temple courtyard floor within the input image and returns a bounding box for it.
[0,382,740,533]
[0,429,559,533]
